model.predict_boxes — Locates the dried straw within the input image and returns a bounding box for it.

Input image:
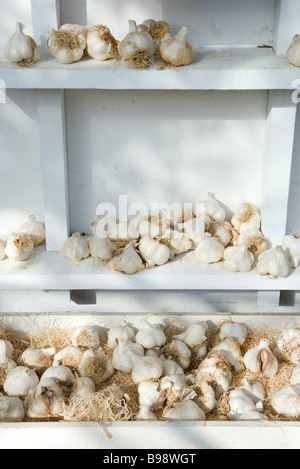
[48,30,80,50]
[148,23,169,43]
[128,52,154,70]
[237,203,254,224]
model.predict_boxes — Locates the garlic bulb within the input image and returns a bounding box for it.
[0,339,13,359]
[195,196,226,223]
[138,381,165,410]
[20,347,55,369]
[163,390,205,421]
[135,404,158,420]
[118,20,155,69]
[27,385,66,419]
[282,234,300,268]
[136,320,166,348]
[60,24,91,37]
[174,321,208,348]
[4,366,39,398]
[195,234,224,264]
[212,338,242,372]
[134,213,168,239]
[4,22,41,66]
[164,339,192,370]
[290,366,300,385]
[223,246,255,273]
[0,397,25,422]
[162,203,192,228]
[41,366,75,387]
[256,246,291,278]
[147,21,172,50]
[107,323,135,350]
[159,26,193,67]
[88,222,113,261]
[208,221,236,247]
[0,340,16,375]
[53,346,84,369]
[196,352,232,400]
[271,384,300,416]
[112,342,144,373]
[131,355,163,384]
[228,389,267,421]
[5,233,33,262]
[61,233,90,262]
[35,378,63,397]
[72,326,100,350]
[18,215,45,246]
[286,34,300,67]
[219,322,248,345]
[273,328,300,362]
[160,358,185,376]
[109,240,144,275]
[87,25,119,61]
[0,240,6,261]
[243,339,278,378]
[231,203,261,233]
[178,216,211,244]
[69,377,95,399]
[78,349,114,385]
[48,29,86,64]
[236,229,268,257]
[160,374,187,402]
[168,230,193,256]
[192,382,216,415]
[139,237,170,268]
[241,378,266,403]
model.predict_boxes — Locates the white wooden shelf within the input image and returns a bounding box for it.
[0,244,298,291]
[1,46,299,90]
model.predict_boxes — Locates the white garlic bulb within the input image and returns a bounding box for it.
[41,366,75,387]
[0,240,6,261]
[227,389,267,421]
[34,378,63,397]
[231,203,261,233]
[163,391,205,421]
[159,26,193,67]
[174,321,208,348]
[256,246,291,278]
[165,339,192,371]
[195,234,224,264]
[136,320,166,348]
[146,20,172,51]
[208,221,236,247]
[112,342,144,373]
[236,229,268,257]
[271,384,300,416]
[194,196,226,223]
[53,346,84,369]
[18,215,45,246]
[290,366,300,385]
[87,25,119,61]
[212,338,242,372]
[78,349,114,385]
[282,234,300,268]
[27,385,66,419]
[139,237,170,268]
[134,213,168,239]
[135,404,158,420]
[131,355,163,384]
[160,374,187,402]
[4,22,41,66]
[162,203,192,228]
[0,396,25,422]
[196,352,232,400]
[109,217,139,243]
[178,216,211,244]
[192,381,216,415]
[243,339,278,378]
[219,322,248,345]
[107,323,135,350]
[168,230,193,256]
[108,240,144,275]
[61,233,90,262]
[5,233,34,262]
[160,358,185,376]
[0,339,13,359]
[223,246,255,273]
[48,29,86,64]
[0,340,16,374]
[118,20,155,68]
[60,23,91,37]
[69,377,95,399]
[20,347,55,369]
[72,326,100,350]
[88,222,113,261]
[4,366,39,398]
[138,380,165,410]
[286,34,300,67]
[241,378,266,403]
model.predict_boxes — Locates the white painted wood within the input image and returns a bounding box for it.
[31,0,61,54]
[37,90,70,251]
[262,90,297,245]
[0,245,298,291]
[48,290,71,304]
[274,0,300,56]
[0,47,297,90]
[257,291,281,306]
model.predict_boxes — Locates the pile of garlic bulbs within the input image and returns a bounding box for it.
[46,18,193,68]
[60,195,296,278]
[1,317,300,422]
[0,215,45,263]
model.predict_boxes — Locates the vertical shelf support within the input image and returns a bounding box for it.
[274,0,300,56]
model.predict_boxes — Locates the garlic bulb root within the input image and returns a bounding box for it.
[118,20,155,69]
[5,233,34,262]
[48,29,86,64]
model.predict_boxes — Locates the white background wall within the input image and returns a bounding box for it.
[0,0,299,312]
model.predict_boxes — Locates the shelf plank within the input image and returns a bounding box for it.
[1,47,299,90]
[0,244,298,291]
